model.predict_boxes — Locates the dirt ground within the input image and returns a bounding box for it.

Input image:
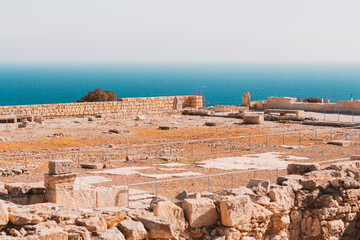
[0,111,359,200]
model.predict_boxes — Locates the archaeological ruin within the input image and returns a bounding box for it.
[1,93,360,239]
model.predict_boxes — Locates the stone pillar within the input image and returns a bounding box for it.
[242,92,251,106]
[173,97,183,110]
[44,160,76,208]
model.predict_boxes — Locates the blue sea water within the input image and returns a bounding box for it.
[0,63,359,107]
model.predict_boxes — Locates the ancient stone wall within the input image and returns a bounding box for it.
[0,95,203,119]
[2,161,360,239]
[260,97,360,114]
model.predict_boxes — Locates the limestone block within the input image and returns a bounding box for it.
[243,114,264,124]
[63,225,91,240]
[117,219,148,240]
[182,198,219,228]
[4,182,32,195]
[44,173,76,192]
[74,189,97,209]
[287,163,320,175]
[48,160,73,175]
[154,200,186,234]
[220,195,252,227]
[138,215,174,239]
[301,178,329,190]
[76,216,107,233]
[80,163,104,169]
[268,186,295,211]
[45,190,74,208]
[0,201,8,226]
[96,186,128,208]
[99,227,125,240]
[26,227,68,240]
[8,210,42,225]
[247,178,270,196]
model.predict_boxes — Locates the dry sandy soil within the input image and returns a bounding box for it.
[0,111,359,201]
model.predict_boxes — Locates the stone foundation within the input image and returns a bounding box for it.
[256,96,360,114]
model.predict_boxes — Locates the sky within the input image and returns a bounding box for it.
[1,0,360,63]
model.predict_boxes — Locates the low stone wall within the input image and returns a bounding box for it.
[257,96,360,114]
[0,95,203,119]
[2,161,360,239]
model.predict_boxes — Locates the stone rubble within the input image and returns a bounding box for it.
[0,161,360,239]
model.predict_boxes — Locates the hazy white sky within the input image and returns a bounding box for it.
[1,0,360,63]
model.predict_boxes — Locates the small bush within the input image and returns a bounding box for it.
[80,88,117,102]
[303,97,322,103]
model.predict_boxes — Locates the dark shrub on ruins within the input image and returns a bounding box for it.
[79,88,117,102]
[302,97,321,103]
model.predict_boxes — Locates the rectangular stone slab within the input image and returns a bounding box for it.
[48,160,73,175]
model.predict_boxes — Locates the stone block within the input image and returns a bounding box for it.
[220,195,253,227]
[96,186,128,208]
[247,178,270,196]
[48,160,73,175]
[327,140,353,147]
[243,114,264,124]
[154,200,186,234]
[182,198,219,228]
[118,219,148,240]
[99,227,125,240]
[74,189,97,209]
[138,216,174,239]
[287,163,320,175]
[0,201,8,226]
[80,163,104,169]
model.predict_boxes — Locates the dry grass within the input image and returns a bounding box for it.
[0,136,107,152]
[129,127,268,144]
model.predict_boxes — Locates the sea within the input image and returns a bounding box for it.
[0,63,359,107]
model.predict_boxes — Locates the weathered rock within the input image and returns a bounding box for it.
[216,226,242,240]
[8,211,42,225]
[281,179,303,192]
[301,178,329,190]
[287,163,320,175]
[138,215,174,239]
[330,177,360,189]
[268,186,295,211]
[154,200,186,234]
[75,217,107,233]
[304,169,346,179]
[149,196,168,211]
[327,140,353,147]
[220,195,253,227]
[80,163,104,169]
[26,227,68,240]
[5,182,32,195]
[326,220,345,237]
[243,114,263,124]
[227,186,255,197]
[99,227,125,240]
[277,175,303,185]
[48,160,73,175]
[300,211,321,238]
[0,201,8,226]
[247,178,270,196]
[0,183,8,196]
[117,219,147,240]
[63,225,91,240]
[182,198,219,228]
